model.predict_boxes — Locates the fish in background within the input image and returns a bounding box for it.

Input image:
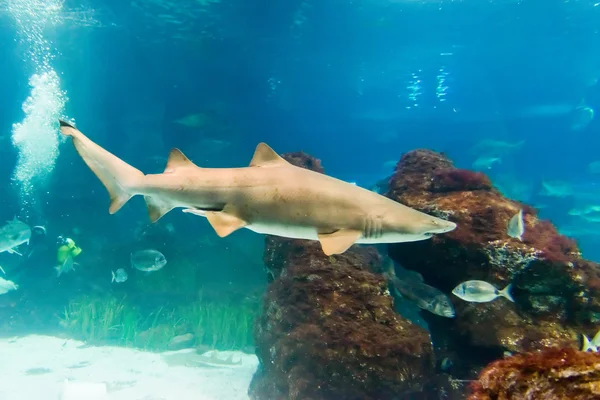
[539,180,574,198]
[131,249,167,272]
[383,258,455,318]
[0,217,32,255]
[111,268,128,283]
[471,156,501,171]
[571,104,595,131]
[587,161,600,175]
[507,209,525,241]
[0,277,18,295]
[452,280,514,303]
[59,120,456,256]
[470,139,525,159]
[55,255,76,277]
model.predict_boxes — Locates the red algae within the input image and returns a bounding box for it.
[430,169,493,192]
[468,348,600,400]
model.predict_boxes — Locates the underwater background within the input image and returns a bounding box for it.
[1,0,600,399]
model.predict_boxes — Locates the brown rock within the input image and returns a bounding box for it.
[249,152,435,400]
[386,149,600,370]
[468,348,600,400]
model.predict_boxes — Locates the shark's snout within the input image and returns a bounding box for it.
[426,218,457,235]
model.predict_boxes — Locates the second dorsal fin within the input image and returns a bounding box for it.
[249,143,288,167]
[164,148,196,173]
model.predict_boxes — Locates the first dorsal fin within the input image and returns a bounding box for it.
[249,143,289,167]
[164,148,196,173]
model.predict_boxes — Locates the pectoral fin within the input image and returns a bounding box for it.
[317,229,362,255]
[205,210,248,237]
[8,248,22,256]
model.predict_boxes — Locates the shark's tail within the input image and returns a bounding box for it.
[59,120,145,215]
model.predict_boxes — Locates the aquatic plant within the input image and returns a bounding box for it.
[60,295,141,345]
[179,296,256,350]
[59,293,258,351]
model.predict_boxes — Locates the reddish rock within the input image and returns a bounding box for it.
[468,348,600,399]
[430,169,493,193]
[386,149,600,371]
[249,152,436,400]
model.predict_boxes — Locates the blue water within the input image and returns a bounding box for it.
[0,0,599,393]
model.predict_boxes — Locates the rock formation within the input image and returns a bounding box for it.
[386,149,600,375]
[468,348,600,399]
[249,152,436,400]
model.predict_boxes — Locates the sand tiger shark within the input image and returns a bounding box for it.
[59,120,456,255]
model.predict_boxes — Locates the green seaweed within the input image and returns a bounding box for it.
[59,293,258,351]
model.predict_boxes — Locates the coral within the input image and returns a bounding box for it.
[468,348,600,399]
[386,149,600,373]
[249,152,435,400]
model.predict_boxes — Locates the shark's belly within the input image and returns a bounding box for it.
[246,222,320,240]
[245,222,429,244]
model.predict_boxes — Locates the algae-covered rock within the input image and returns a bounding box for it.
[385,149,600,371]
[249,152,435,400]
[468,348,600,399]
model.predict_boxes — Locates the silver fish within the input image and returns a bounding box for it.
[391,278,456,318]
[111,268,128,283]
[131,249,167,272]
[55,255,75,277]
[452,280,514,303]
[0,217,31,255]
[383,258,455,318]
[0,277,18,294]
[507,209,524,241]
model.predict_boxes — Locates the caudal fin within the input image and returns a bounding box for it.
[582,334,598,352]
[499,283,514,302]
[59,120,144,214]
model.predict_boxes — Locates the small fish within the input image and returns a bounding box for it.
[0,277,18,295]
[0,217,31,255]
[111,268,128,283]
[581,331,600,352]
[383,258,455,318]
[131,249,167,272]
[452,280,514,303]
[472,156,501,171]
[54,255,76,277]
[507,209,524,241]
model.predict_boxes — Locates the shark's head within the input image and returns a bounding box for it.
[381,212,457,243]
[415,216,457,239]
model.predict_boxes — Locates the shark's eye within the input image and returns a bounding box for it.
[424,232,433,238]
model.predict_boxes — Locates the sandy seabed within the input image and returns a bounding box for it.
[0,335,259,400]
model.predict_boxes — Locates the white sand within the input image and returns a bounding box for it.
[0,335,259,400]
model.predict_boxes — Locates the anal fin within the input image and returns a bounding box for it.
[204,207,247,237]
[317,229,362,255]
[144,196,174,223]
